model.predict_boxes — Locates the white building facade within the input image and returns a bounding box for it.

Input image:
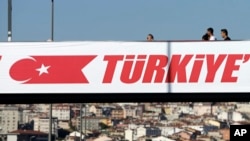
[125,129,133,141]
[0,106,23,134]
[52,105,70,120]
[33,117,58,137]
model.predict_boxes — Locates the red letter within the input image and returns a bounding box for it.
[103,55,123,83]
[166,55,193,83]
[142,55,168,83]
[221,54,243,82]
[0,56,1,61]
[189,54,204,83]
[243,54,250,63]
[121,55,146,83]
[206,54,226,82]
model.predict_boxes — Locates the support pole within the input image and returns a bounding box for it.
[7,0,12,41]
[51,0,54,41]
[49,104,52,141]
[80,103,83,141]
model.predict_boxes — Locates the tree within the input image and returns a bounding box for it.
[189,102,194,108]
[58,128,70,139]
[30,120,34,130]
[99,122,109,130]
[234,104,237,110]
[69,121,77,131]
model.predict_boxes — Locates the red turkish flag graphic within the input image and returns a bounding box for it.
[9,56,96,84]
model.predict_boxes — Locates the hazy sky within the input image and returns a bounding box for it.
[0,0,250,42]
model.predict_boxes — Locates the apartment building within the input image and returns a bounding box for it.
[0,105,23,133]
[124,105,137,118]
[52,104,70,120]
[22,110,38,123]
[36,104,50,113]
[111,106,125,119]
[33,117,58,137]
[89,105,103,117]
[77,117,110,131]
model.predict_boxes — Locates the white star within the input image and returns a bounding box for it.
[36,64,51,76]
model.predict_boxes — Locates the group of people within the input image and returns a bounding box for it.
[202,27,231,41]
[146,27,231,41]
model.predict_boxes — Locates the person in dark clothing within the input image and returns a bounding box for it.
[221,29,231,40]
[202,33,209,41]
[147,34,154,41]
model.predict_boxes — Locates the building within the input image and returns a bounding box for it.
[183,126,204,134]
[124,105,137,118]
[7,130,54,141]
[93,134,112,141]
[71,105,80,118]
[148,104,162,114]
[160,127,184,136]
[163,107,173,115]
[128,123,139,130]
[193,102,222,116]
[111,106,125,119]
[142,111,158,120]
[36,104,50,113]
[0,105,23,134]
[136,104,145,117]
[89,105,103,117]
[205,119,221,128]
[22,110,39,123]
[135,127,146,139]
[52,104,70,121]
[207,131,222,140]
[65,131,84,141]
[219,129,230,141]
[125,129,133,141]
[144,103,151,112]
[77,117,110,131]
[228,111,245,122]
[175,131,192,140]
[236,103,250,113]
[152,136,175,141]
[145,127,161,137]
[177,105,193,115]
[109,129,124,138]
[217,111,228,121]
[33,117,58,137]
[58,120,70,129]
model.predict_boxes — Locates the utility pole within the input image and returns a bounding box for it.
[51,0,54,41]
[85,104,87,140]
[74,103,76,141]
[49,104,52,141]
[8,0,12,41]
[80,103,83,141]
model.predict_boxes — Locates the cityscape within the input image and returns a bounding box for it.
[1,102,250,141]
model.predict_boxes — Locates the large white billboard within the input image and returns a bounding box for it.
[0,41,250,93]
[0,42,168,93]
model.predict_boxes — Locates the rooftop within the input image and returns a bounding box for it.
[9,130,47,135]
